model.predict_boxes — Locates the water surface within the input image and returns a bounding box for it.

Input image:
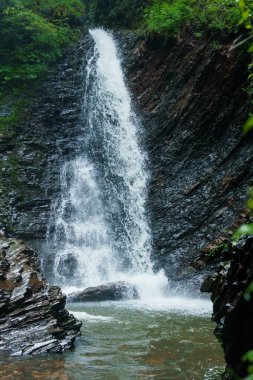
[0,300,224,380]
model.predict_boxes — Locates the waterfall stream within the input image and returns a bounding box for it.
[50,29,167,297]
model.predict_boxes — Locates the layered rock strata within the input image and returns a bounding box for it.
[121,32,253,278]
[1,31,253,279]
[202,236,253,378]
[0,236,81,356]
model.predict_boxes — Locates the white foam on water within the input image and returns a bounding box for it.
[71,311,114,322]
[69,296,212,318]
[126,297,212,316]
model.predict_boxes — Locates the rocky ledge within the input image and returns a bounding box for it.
[201,235,253,378]
[0,236,81,356]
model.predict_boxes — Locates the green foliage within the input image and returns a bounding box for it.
[84,0,150,28]
[0,95,30,134]
[0,0,85,89]
[207,242,229,257]
[232,223,253,241]
[85,0,241,37]
[144,0,192,36]
[233,2,253,257]
[194,0,241,32]
[237,1,253,134]
[244,115,253,133]
[244,350,253,379]
[143,0,240,37]
[244,282,253,301]
[239,0,253,29]
[29,0,85,24]
[194,31,202,39]
[0,0,85,131]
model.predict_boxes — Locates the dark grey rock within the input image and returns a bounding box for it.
[119,32,253,282]
[0,35,93,240]
[0,236,81,356]
[202,235,253,377]
[200,274,218,292]
[68,281,139,302]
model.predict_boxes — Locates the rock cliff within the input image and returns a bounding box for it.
[1,32,252,281]
[0,36,91,239]
[121,32,253,279]
[0,235,81,355]
[202,236,253,378]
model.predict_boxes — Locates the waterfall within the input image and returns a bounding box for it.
[50,29,167,296]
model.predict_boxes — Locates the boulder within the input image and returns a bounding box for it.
[68,281,139,302]
[0,236,81,356]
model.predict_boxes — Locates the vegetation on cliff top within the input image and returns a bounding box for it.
[0,0,85,132]
[0,0,247,94]
[84,0,242,36]
[0,0,84,89]
[0,0,249,133]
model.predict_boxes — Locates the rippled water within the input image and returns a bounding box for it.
[0,300,224,380]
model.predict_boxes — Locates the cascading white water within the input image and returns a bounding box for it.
[87,29,153,273]
[50,28,167,297]
[52,157,116,287]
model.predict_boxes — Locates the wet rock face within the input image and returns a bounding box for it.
[0,36,92,239]
[120,32,253,279]
[68,281,139,302]
[0,236,81,356]
[1,31,253,281]
[202,236,253,377]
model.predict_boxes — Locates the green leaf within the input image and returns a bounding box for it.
[247,199,253,210]
[244,117,253,133]
[244,282,253,302]
[243,350,253,363]
[232,224,253,242]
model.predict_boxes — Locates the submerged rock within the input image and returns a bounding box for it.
[68,281,139,302]
[0,236,81,356]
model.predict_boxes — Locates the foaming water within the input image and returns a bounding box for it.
[69,297,212,317]
[47,28,170,301]
[51,158,116,287]
[85,28,153,273]
[71,311,114,322]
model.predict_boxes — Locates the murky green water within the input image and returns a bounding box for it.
[0,299,224,380]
